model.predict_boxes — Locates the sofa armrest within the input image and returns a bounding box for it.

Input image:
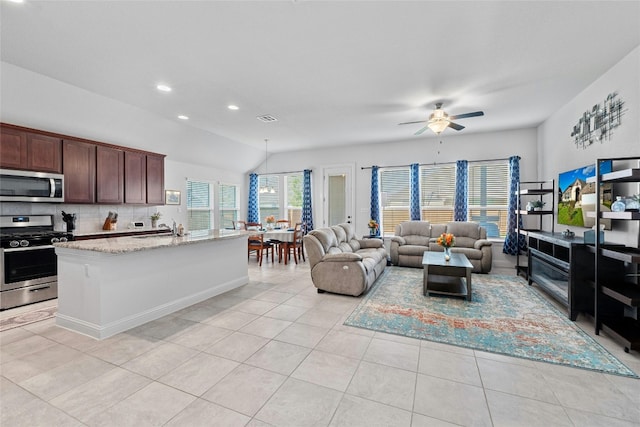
[359,239,384,249]
[390,236,406,245]
[474,239,493,249]
[323,252,363,262]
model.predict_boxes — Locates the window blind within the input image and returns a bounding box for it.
[380,168,410,234]
[187,180,213,231]
[219,183,238,229]
[468,160,509,237]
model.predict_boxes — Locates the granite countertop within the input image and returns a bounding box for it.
[55,229,249,254]
[71,226,171,237]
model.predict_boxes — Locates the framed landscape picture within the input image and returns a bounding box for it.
[165,190,181,205]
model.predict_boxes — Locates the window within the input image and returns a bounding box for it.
[286,173,303,225]
[380,168,410,235]
[258,175,280,223]
[468,160,510,238]
[187,180,213,231]
[420,164,456,224]
[219,183,238,229]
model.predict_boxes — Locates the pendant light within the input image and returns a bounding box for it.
[259,139,275,194]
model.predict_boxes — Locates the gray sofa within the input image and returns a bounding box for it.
[390,221,493,273]
[303,223,387,296]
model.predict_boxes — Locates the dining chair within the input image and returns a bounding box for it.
[245,222,261,231]
[247,228,273,266]
[235,220,247,230]
[281,222,305,264]
[276,219,290,229]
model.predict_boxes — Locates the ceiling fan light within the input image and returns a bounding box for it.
[428,120,449,134]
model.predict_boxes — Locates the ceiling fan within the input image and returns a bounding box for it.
[398,103,484,135]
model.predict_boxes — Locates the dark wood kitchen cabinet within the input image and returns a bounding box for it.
[146,153,165,205]
[96,146,124,204]
[124,151,147,204]
[63,140,96,203]
[0,125,62,173]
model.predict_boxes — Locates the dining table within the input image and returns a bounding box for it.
[247,228,297,264]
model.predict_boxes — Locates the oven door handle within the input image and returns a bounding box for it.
[29,285,52,292]
[3,245,55,253]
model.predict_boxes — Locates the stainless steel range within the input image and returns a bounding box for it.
[0,215,71,310]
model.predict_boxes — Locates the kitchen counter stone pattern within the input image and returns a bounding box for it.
[55,229,249,253]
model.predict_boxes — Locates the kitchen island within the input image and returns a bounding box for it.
[54,229,249,339]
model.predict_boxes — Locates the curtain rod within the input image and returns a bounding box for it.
[259,169,311,175]
[360,157,513,170]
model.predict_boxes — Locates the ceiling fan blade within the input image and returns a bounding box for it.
[414,125,430,135]
[449,111,484,120]
[448,122,465,131]
[398,120,427,126]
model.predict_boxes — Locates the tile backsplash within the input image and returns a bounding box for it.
[0,203,162,233]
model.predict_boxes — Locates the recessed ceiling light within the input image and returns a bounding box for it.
[228,105,239,110]
[7,0,25,3]
[156,84,172,92]
[178,115,189,120]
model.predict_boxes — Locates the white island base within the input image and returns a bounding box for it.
[55,232,248,339]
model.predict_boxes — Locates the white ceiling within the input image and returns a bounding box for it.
[1,1,639,154]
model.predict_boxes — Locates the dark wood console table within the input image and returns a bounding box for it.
[524,231,623,321]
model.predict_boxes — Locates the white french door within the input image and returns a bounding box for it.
[322,165,354,227]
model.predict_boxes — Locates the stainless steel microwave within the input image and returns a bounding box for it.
[0,169,64,202]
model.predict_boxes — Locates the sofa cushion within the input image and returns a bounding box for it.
[403,235,431,246]
[453,236,477,248]
[430,224,447,237]
[452,247,483,260]
[357,248,387,264]
[398,245,429,256]
[446,222,481,240]
[331,225,347,244]
[311,228,337,253]
[396,221,430,237]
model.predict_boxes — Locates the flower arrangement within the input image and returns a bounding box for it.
[265,215,276,224]
[436,232,456,249]
[150,212,162,221]
[368,219,379,230]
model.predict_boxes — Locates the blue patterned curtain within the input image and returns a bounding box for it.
[454,160,468,221]
[248,173,259,223]
[410,163,421,220]
[301,169,314,233]
[370,166,381,230]
[503,156,526,255]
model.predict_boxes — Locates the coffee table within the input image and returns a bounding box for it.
[422,251,473,301]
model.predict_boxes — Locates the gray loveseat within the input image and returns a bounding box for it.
[303,223,387,296]
[390,221,493,273]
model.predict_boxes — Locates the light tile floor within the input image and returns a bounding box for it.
[1,260,639,426]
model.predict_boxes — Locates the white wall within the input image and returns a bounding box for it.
[538,45,640,247]
[258,128,538,237]
[0,62,250,231]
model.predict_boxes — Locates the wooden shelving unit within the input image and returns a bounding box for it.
[594,156,640,353]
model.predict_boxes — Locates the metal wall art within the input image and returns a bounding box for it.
[570,92,624,149]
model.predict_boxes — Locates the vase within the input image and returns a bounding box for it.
[444,247,451,261]
[369,228,377,237]
[151,219,158,228]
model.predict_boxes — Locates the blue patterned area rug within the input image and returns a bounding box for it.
[345,267,637,377]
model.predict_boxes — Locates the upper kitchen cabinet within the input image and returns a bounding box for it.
[63,140,96,203]
[146,153,165,205]
[96,146,124,204]
[0,125,62,173]
[124,151,147,204]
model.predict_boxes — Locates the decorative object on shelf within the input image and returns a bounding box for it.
[436,232,455,261]
[624,194,640,211]
[570,92,624,149]
[150,211,162,228]
[165,190,181,205]
[531,200,546,211]
[561,229,575,238]
[611,196,626,212]
[265,215,275,230]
